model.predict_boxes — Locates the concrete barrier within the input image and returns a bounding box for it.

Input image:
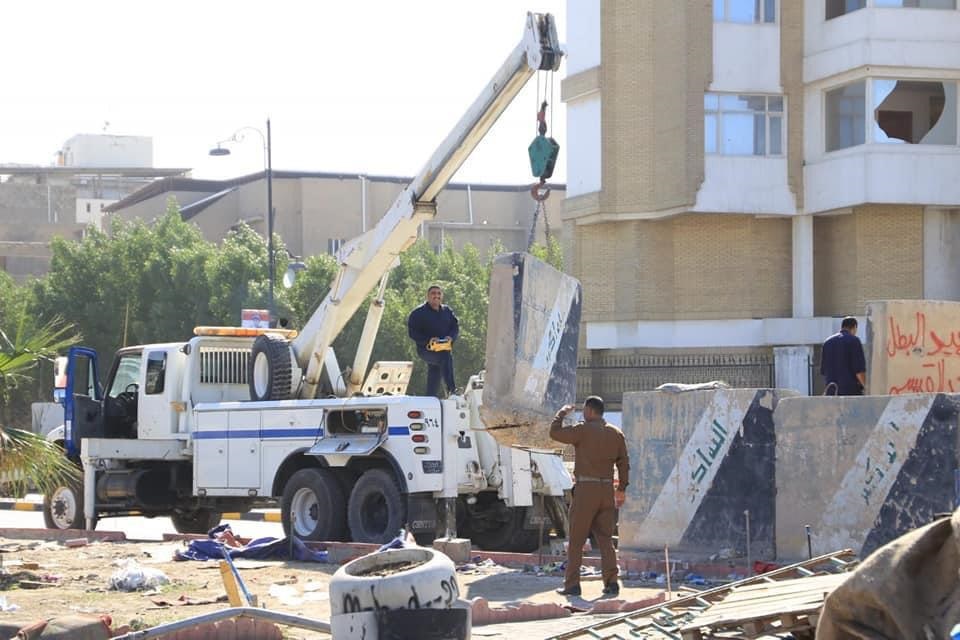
[775,394,959,560]
[618,388,795,558]
[479,252,581,449]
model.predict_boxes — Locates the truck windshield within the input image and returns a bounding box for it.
[108,354,142,398]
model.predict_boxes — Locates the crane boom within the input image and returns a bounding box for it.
[289,12,562,399]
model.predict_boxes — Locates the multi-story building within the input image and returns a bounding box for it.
[106,172,564,259]
[562,0,960,403]
[0,134,188,279]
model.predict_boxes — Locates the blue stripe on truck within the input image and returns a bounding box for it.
[192,427,323,440]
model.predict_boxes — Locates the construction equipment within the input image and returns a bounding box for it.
[43,13,576,553]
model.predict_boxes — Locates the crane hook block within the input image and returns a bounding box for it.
[529,135,560,181]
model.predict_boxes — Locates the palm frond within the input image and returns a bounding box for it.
[0,427,79,497]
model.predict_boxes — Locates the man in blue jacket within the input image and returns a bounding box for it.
[407,285,460,398]
[821,316,867,395]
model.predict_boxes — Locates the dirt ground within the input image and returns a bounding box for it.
[0,536,664,639]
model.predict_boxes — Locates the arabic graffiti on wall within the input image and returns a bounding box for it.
[867,301,960,396]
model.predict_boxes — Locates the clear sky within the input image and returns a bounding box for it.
[0,1,567,185]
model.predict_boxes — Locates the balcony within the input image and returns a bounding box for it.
[804,2,960,84]
[805,144,960,212]
[804,76,960,212]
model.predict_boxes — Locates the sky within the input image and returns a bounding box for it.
[0,1,567,185]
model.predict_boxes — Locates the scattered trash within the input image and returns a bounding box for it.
[685,573,707,586]
[109,559,170,592]
[149,594,229,608]
[0,595,19,612]
[64,538,89,549]
[376,528,418,552]
[174,524,327,562]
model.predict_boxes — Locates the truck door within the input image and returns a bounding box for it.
[64,347,101,458]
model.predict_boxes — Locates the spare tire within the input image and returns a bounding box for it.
[330,547,459,615]
[249,334,293,401]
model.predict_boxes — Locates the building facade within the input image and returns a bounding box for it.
[107,172,564,259]
[563,0,960,403]
[0,134,187,279]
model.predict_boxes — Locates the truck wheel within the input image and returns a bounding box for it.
[348,469,406,544]
[171,508,222,535]
[471,506,542,553]
[249,334,293,401]
[330,547,458,615]
[43,481,94,531]
[281,468,347,541]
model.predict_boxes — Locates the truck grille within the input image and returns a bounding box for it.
[199,347,249,385]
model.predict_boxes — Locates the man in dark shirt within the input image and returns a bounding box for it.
[407,285,460,398]
[550,396,630,598]
[821,316,867,396]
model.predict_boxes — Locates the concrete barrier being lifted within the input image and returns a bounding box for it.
[775,393,959,560]
[479,252,581,449]
[618,388,795,558]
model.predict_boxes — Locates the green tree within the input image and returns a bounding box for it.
[31,200,281,363]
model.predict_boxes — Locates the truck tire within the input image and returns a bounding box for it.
[249,334,293,401]
[470,506,542,553]
[348,469,406,544]
[43,480,95,531]
[171,508,222,535]
[281,468,347,542]
[330,547,459,615]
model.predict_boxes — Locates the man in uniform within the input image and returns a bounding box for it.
[407,285,460,398]
[550,396,630,597]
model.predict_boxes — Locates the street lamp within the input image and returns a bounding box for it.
[209,119,275,324]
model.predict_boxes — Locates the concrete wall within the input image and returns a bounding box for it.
[618,388,794,557]
[866,299,960,395]
[775,394,959,560]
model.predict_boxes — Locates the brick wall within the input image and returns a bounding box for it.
[780,0,804,209]
[598,0,711,217]
[814,205,924,316]
[575,213,792,322]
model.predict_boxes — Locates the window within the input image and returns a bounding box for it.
[873,80,957,145]
[875,0,955,7]
[704,94,784,156]
[107,353,142,399]
[327,238,344,256]
[714,0,776,22]
[826,82,866,151]
[826,0,866,19]
[144,352,166,395]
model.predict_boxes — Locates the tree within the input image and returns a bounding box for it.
[0,302,80,496]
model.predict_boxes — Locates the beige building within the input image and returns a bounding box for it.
[563,0,960,403]
[0,134,188,280]
[107,171,564,258]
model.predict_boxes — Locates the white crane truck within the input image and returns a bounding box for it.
[44,13,578,552]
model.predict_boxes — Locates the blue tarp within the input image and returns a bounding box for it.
[174,524,328,562]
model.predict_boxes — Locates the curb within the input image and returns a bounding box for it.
[0,500,282,523]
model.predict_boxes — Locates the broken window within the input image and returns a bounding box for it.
[705,94,784,156]
[826,81,866,151]
[875,0,955,7]
[714,0,776,23]
[826,0,866,19]
[873,80,957,145]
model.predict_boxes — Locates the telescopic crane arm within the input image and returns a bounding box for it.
[288,13,562,399]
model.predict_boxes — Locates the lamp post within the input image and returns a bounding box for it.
[210,119,275,324]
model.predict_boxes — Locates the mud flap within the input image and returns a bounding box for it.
[480,252,581,449]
